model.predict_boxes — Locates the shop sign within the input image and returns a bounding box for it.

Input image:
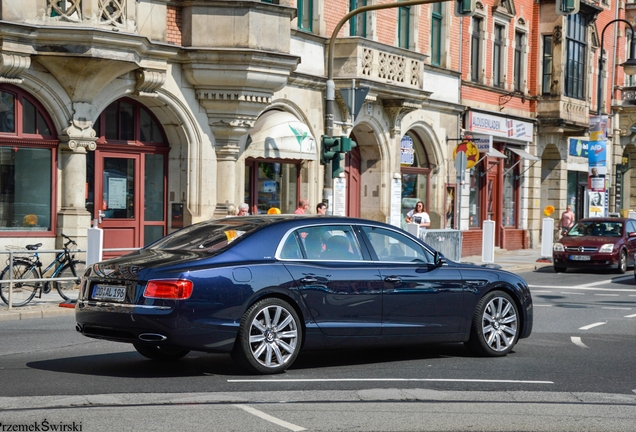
[470,134,493,153]
[400,135,415,166]
[466,111,533,142]
[452,141,479,169]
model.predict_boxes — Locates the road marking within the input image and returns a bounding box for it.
[579,322,606,330]
[602,307,632,310]
[625,313,636,318]
[562,292,585,295]
[235,404,306,431]
[532,290,553,293]
[571,337,588,349]
[529,285,636,293]
[595,294,619,297]
[228,378,554,384]
[579,276,634,287]
[533,304,553,307]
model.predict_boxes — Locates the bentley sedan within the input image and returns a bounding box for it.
[553,217,636,274]
[75,216,533,374]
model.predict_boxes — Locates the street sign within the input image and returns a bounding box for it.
[339,86,370,121]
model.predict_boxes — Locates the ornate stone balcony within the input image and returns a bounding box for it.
[536,95,590,134]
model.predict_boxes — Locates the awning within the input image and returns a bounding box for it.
[507,146,539,161]
[485,148,507,159]
[245,110,317,161]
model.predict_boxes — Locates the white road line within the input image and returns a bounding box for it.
[579,322,606,330]
[625,313,636,318]
[571,337,589,349]
[533,304,553,307]
[595,294,619,297]
[529,285,636,293]
[602,307,632,310]
[579,276,634,287]
[228,378,554,384]
[531,290,553,293]
[562,292,585,295]
[235,404,306,432]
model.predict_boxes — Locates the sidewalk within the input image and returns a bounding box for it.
[0,247,550,321]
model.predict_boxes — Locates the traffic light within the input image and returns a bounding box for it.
[340,136,357,152]
[321,135,340,165]
[556,0,579,15]
[454,0,475,17]
[332,153,344,178]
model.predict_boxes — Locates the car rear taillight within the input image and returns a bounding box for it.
[143,280,193,299]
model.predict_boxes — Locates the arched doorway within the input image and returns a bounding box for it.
[87,98,168,256]
[0,85,57,237]
[400,131,431,230]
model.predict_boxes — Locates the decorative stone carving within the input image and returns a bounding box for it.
[47,0,82,22]
[382,99,421,138]
[99,0,126,26]
[59,103,98,152]
[134,69,166,97]
[0,54,31,84]
[553,26,562,45]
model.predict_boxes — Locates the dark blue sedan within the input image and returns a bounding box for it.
[75,216,533,374]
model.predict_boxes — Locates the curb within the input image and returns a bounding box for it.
[0,304,74,321]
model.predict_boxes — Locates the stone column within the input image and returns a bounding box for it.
[57,121,97,250]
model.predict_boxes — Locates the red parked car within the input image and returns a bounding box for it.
[553,217,636,273]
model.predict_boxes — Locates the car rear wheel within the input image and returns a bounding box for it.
[466,290,519,357]
[617,250,627,274]
[132,343,190,361]
[233,298,302,374]
[553,266,566,273]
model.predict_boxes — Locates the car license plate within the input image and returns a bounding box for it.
[92,285,126,302]
[569,255,591,261]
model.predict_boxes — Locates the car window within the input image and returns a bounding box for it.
[280,233,302,259]
[568,221,622,237]
[294,225,363,261]
[627,220,636,235]
[147,219,261,251]
[360,226,434,263]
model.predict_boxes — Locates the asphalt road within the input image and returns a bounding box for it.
[0,266,635,431]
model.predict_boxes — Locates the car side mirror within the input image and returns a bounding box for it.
[434,251,447,267]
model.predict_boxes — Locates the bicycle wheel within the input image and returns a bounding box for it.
[0,260,39,307]
[55,260,86,301]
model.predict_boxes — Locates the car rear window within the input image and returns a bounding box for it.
[147,219,262,251]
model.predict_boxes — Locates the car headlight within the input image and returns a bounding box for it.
[599,244,614,253]
[553,243,564,252]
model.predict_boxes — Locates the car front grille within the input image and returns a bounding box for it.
[565,246,598,253]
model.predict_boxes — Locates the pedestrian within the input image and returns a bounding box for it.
[237,203,249,216]
[316,202,327,215]
[559,205,575,236]
[405,201,431,229]
[294,198,309,214]
[226,204,237,217]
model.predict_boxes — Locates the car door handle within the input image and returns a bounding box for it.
[384,276,402,284]
[300,276,318,284]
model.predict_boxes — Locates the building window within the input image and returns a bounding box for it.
[431,3,442,66]
[398,5,410,49]
[565,13,588,101]
[471,17,482,82]
[627,31,635,86]
[468,165,481,228]
[245,160,305,215]
[350,0,367,37]
[298,0,313,32]
[502,149,518,227]
[493,24,505,88]
[0,86,57,233]
[542,35,553,95]
[514,31,524,92]
[399,133,430,230]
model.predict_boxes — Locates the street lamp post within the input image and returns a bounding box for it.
[597,19,636,115]
[323,0,451,213]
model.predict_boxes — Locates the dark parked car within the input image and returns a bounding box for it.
[553,217,636,273]
[75,216,533,374]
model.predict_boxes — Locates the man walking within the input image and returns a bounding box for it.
[294,198,309,214]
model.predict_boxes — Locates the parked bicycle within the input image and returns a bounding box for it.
[0,234,86,307]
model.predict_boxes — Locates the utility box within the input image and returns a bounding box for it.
[171,203,184,229]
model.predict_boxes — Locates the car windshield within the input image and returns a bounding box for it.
[147,219,262,251]
[567,221,623,237]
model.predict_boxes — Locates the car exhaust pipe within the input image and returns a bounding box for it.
[138,333,168,342]
[75,324,83,333]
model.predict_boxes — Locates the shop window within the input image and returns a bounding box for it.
[468,165,481,228]
[400,133,430,230]
[0,86,56,233]
[245,159,304,215]
[502,149,518,227]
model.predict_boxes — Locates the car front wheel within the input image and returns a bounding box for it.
[233,298,302,374]
[617,250,627,274]
[466,290,519,357]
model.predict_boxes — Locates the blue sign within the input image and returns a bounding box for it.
[568,138,588,157]
[588,140,606,166]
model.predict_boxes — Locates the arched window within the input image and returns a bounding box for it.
[400,132,431,229]
[94,98,166,145]
[0,85,57,234]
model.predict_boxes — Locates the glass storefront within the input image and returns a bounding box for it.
[468,165,481,228]
[245,160,303,214]
[400,133,430,229]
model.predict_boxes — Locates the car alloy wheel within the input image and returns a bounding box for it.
[617,250,627,274]
[233,298,301,374]
[466,290,519,357]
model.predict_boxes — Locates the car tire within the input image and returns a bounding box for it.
[553,266,566,273]
[132,343,190,361]
[465,290,519,357]
[616,250,627,274]
[232,297,302,374]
